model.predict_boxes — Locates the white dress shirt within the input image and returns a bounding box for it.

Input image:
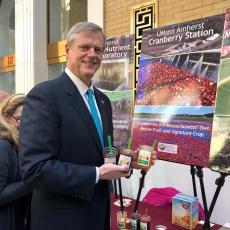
[65,67,101,183]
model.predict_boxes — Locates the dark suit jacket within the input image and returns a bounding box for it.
[19,72,113,230]
[0,139,32,230]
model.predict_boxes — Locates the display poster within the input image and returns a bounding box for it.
[221,10,230,59]
[132,14,225,167]
[93,35,134,91]
[106,91,133,148]
[209,10,230,174]
[93,35,134,148]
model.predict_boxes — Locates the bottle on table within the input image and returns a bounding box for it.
[131,212,140,230]
[140,213,151,230]
[117,210,127,229]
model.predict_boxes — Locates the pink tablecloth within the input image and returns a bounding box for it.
[110,193,220,230]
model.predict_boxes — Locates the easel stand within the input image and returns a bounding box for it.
[118,179,124,212]
[190,166,197,197]
[133,170,146,213]
[114,180,118,198]
[196,167,210,230]
[202,172,228,230]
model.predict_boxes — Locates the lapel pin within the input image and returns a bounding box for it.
[101,100,105,104]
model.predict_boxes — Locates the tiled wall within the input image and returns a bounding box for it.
[104,0,230,36]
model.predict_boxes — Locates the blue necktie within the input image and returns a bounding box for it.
[86,89,104,147]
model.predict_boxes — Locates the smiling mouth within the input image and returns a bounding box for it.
[83,58,98,65]
[84,62,97,67]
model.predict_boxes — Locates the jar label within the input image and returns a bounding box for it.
[118,154,132,167]
[138,149,151,166]
[131,219,137,229]
[117,217,126,228]
[140,222,148,230]
[104,157,116,164]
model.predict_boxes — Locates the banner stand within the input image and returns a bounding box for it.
[202,172,228,230]
[190,166,198,197]
[196,167,210,230]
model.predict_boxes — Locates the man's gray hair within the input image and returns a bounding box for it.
[66,22,105,46]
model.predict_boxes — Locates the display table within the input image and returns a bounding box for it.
[110,193,221,230]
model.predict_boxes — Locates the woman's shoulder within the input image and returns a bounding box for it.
[0,139,13,163]
[0,139,13,152]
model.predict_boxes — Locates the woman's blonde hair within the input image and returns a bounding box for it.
[0,93,25,147]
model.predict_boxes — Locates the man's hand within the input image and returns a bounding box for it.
[131,148,157,172]
[99,164,130,180]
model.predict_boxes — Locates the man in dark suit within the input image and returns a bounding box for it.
[19,22,129,230]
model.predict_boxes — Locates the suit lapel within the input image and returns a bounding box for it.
[61,73,103,152]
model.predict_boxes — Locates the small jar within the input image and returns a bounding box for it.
[137,145,156,170]
[118,148,133,169]
[103,146,117,164]
[140,214,151,230]
[131,212,140,230]
[117,211,127,229]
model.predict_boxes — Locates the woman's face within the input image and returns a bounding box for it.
[9,105,23,129]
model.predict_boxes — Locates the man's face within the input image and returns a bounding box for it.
[65,30,104,86]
